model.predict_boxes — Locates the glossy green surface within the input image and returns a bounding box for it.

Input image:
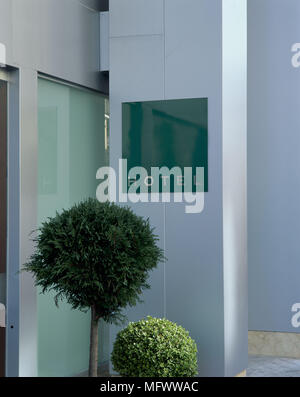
[38,78,109,377]
[122,98,208,193]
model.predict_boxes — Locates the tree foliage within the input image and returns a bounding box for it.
[112,316,198,377]
[24,199,164,323]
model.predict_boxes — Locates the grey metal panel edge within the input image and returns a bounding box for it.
[6,68,20,377]
[222,0,248,377]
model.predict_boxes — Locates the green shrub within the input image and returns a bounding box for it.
[111,316,198,377]
[23,199,164,376]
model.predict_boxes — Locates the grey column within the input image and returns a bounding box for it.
[109,0,247,377]
[19,68,38,377]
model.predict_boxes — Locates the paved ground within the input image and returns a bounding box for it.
[95,356,300,377]
[247,355,300,377]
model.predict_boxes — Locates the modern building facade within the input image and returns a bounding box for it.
[248,0,300,358]
[108,0,247,378]
[0,0,299,378]
[0,0,109,377]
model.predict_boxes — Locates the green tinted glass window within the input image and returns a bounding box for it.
[37,78,109,377]
[122,98,208,193]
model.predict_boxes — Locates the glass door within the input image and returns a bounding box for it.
[0,79,7,377]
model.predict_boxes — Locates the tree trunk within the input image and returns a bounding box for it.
[89,306,99,377]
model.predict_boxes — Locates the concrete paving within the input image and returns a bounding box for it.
[247,355,300,377]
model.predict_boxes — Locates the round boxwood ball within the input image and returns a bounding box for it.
[111,316,198,377]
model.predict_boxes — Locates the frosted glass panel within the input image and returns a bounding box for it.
[38,78,109,377]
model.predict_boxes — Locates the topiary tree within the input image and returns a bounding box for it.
[23,199,164,377]
[111,316,198,377]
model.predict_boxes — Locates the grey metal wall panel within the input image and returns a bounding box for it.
[38,0,103,91]
[110,0,248,377]
[11,0,41,70]
[0,0,107,92]
[110,35,165,102]
[109,203,165,368]
[222,0,248,376]
[100,12,109,71]
[0,1,13,62]
[109,0,166,375]
[248,0,300,333]
[164,0,225,377]
[165,204,225,376]
[110,0,164,37]
[164,0,222,100]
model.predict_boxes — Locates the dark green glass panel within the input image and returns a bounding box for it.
[122,98,208,193]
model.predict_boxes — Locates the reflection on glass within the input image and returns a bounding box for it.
[122,98,208,193]
[37,78,109,377]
